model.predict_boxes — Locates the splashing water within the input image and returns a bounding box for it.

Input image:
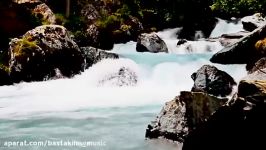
[0,18,247,150]
[210,18,244,38]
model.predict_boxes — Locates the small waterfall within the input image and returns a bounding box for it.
[210,18,244,38]
[0,19,248,150]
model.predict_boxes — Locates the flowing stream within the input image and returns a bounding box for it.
[0,19,246,150]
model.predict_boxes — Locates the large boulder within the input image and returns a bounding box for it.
[9,25,85,82]
[80,46,119,68]
[32,3,56,24]
[136,33,168,53]
[191,65,236,97]
[241,13,266,32]
[218,31,250,47]
[80,4,100,25]
[210,22,266,64]
[182,80,266,150]
[86,24,114,50]
[145,91,227,142]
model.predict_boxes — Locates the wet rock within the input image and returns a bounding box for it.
[183,80,266,150]
[242,68,266,81]
[238,80,266,97]
[98,67,138,87]
[219,31,250,46]
[32,3,56,24]
[247,57,266,74]
[241,13,266,32]
[136,33,168,53]
[145,91,227,142]
[177,39,188,46]
[9,25,85,82]
[80,47,119,68]
[191,65,236,97]
[86,24,114,50]
[210,22,266,64]
[81,4,100,25]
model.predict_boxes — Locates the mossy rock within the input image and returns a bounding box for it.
[9,25,85,82]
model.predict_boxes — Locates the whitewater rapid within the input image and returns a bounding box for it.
[0,18,247,119]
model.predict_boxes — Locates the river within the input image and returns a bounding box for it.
[0,18,246,150]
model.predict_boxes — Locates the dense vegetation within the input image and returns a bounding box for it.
[0,0,266,56]
[211,0,266,18]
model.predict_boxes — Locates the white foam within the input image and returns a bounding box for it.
[210,18,244,38]
[0,22,247,118]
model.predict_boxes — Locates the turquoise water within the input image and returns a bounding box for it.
[0,52,245,150]
[0,24,246,150]
[0,105,180,150]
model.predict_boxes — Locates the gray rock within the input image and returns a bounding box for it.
[219,31,250,46]
[86,24,114,50]
[247,57,266,74]
[210,21,266,64]
[9,25,85,82]
[32,3,56,24]
[242,68,266,80]
[145,91,227,142]
[177,39,188,46]
[98,67,138,87]
[136,33,168,53]
[191,65,236,97]
[80,47,119,68]
[183,80,266,150]
[81,4,100,24]
[241,13,266,31]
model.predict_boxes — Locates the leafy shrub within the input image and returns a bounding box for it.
[211,0,266,17]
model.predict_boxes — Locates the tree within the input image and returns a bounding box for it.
[66,0,70,18]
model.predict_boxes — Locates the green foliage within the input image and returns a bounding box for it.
[0,63,9,73]
[96,14,122,29]
[55,13,68,25]
[211,0,266,17]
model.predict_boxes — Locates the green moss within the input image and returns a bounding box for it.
[13,37,39,58]
[120,24,131,31]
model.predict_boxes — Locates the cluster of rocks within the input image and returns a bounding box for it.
[145,65,235,142]
[0,25,119,86]
[146,13,266,150]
